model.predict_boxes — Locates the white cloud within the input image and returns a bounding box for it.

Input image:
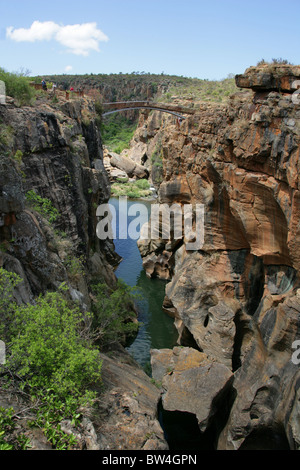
[56,23,108,56]
[65,65,73,72]
[6,21,109,56]
[6,21,60,42]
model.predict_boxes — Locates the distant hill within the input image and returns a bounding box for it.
[34,72,239,104]
[32,72,240,155]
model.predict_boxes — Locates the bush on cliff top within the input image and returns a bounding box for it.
[0,68,35,106]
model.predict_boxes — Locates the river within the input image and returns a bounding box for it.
[109,197,178,369]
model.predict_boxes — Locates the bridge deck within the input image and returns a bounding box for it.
[102,101,195,119]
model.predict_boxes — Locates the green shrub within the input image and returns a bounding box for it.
[13,149,23,165]
[0,271,104,449]
[116,176,129,183]
[0,268,22,340]
[0,268,141,449]
[111,179,151,198]
[257,58,293,66]
[63,255,85,282]
[101,115,137,154]
[0,124,14,150]
[0,68,35,106]
[0,407,31,450]
[91,279,139,348]
[26,190,60,224]
[135,179,150,190]
[7,286,102,396]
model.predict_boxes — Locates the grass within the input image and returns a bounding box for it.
[157,77,238,104]
[101,114,138,154]
[111,178,151,198]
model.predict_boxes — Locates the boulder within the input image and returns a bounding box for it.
[108,150,149,179]
[151,347,233,432]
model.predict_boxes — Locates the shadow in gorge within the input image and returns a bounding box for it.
[158,400,215,450]
[239,427,290,450]
[158,380,237,450]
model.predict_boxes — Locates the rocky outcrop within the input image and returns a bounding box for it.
[96,347,168,450]
[151,347,233,433]
[235,64,300,92]
[137,65,300,450]
[0,95,118,305]
[0,93,166,451]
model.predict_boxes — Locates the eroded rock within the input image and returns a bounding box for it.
[151,347,233,432]
[96,348,168,450]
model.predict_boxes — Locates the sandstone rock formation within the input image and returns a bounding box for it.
[137,65,300,450]
[96,347,168,450]
[151,347,233,433]
[235,64,300,92]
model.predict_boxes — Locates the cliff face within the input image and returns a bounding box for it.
[0,95,118,306]
[135,65,300,449]
[0,93,167,450]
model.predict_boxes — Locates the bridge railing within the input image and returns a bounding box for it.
[102,101,195,117]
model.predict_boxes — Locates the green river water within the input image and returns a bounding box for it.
[109,197,178,369]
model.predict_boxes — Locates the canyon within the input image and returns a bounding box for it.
[0,64,299,450]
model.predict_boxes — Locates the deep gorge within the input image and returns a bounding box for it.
[109,196,178,368]
[0,64,300,450]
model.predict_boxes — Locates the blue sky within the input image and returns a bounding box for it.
[0,0,299,79]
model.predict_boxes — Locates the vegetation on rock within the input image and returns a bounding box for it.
[111,178,151,198]
[101,114,138,154]
[0,68,35,106]
[0,267,139,449]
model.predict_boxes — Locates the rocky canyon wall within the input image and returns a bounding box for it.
[0,93,167,450]
[135,65,300,450]
[0,94,118,306]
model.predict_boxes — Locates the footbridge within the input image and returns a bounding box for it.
[102,101,195,119]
